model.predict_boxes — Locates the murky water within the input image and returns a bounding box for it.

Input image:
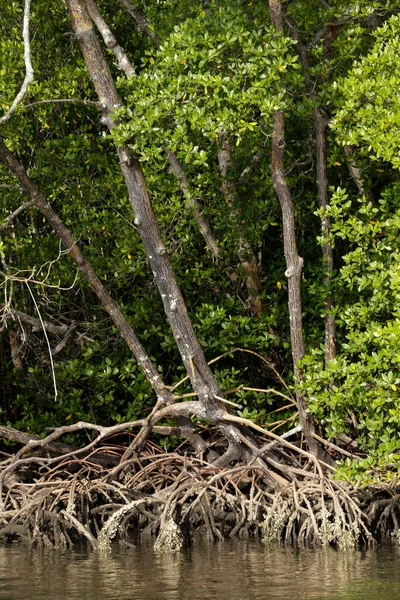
[0,539,400,600]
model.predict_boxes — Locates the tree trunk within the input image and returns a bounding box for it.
[0,137,208,455]
[315,111,336,365]
[101,1,242,299]
[268,0,321,459]
[283,11,336,366]
[63,0,259,461]
[166,149,222,263]
[91,0,238,295]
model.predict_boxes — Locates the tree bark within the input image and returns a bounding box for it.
[268,0,321,459]
[0,137,207,455]
[315,111,336,365]
[86,0,135,76]
[283,11,336,366]
[343,145,374,202]
[63,1,253,456]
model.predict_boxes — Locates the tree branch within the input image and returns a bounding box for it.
[0,199,37,231]
[86,0,135,76]
[166,149,222,262]
[22,98,100,110]
[0,0,34,125]
[343,145,374,201]
[0,135,208,455]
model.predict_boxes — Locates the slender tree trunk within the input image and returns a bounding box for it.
[166,149,222,263]
[283,11,336,366]
[217,134,264,317]
[105,1,254,308]
[85,0,225,280]
[0,137,208,455]
[268,0,321,459]
[315,111,336,365]
[62,0,261,463]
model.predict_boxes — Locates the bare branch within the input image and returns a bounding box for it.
[0,306,63,333]
[237,154,261,182]
[86,0,135,77]
[51,322,78,356]
[343,145,374,201]
[25,282,58,400]
[21,98,100,110]
[0,199,36,231]
[118,0,161,47]
[166,149,222,262]
[0,0,34,125]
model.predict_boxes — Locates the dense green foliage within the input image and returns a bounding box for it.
[333,14,400,168]
[1,0,400,478]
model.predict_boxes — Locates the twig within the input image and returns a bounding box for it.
[170,347,292,397]
[242,386,294,402]
[0,200,36,231]
[0,0,34,125]
[25,282,58,401]
[21,98,100,110]
[213,395,243,410]
[312,432,362,461]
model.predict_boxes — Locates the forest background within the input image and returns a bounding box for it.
[1,0,400,484]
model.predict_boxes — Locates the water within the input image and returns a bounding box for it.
[0,539,400,600]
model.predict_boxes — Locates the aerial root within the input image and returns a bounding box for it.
[0,444,378,551]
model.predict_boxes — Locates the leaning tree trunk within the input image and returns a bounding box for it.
[0,137,208,456]
[98,0,247,304]
[268,0,322,459]
[63,0,259,461]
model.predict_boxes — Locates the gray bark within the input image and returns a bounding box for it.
[268,0,322,459]
[284,11,336,366]
[65,0,249,451]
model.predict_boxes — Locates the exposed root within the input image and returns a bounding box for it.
[0,422,397,551]
[154,518,184,552]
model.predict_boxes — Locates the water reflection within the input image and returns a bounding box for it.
[0,539,399,599]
